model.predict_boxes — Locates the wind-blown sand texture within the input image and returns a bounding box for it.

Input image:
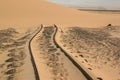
[0,27,40,80]
[57,26,120,80]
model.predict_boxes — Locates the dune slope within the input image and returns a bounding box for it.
[0,0,120,30]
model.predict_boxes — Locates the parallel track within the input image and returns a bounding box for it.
[29,25,95,80]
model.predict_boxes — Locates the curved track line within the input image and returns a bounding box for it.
[53,25,94,80]
[28,25,43,80]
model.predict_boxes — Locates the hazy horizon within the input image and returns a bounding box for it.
[48,0,120,9]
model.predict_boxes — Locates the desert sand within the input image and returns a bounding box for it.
[0,0,120,30]
[56,26,120,80]
[0,0,120,80]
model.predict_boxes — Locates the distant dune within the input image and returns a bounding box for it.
[78,8,120,13]
[0,0,120,31]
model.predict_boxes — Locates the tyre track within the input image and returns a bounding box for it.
[28,25,43,80]
[30,25,95,80]
[53,25,94,80]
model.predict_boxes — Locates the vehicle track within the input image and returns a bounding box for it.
[53,25,94,80]
[30,25,95,80]
[28,25,43,80]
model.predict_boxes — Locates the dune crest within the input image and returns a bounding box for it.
[0,0,120,29]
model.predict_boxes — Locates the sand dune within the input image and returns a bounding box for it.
[0,0,120,31]
[0,0,120,80]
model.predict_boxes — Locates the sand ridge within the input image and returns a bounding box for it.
[0,0,120,29]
